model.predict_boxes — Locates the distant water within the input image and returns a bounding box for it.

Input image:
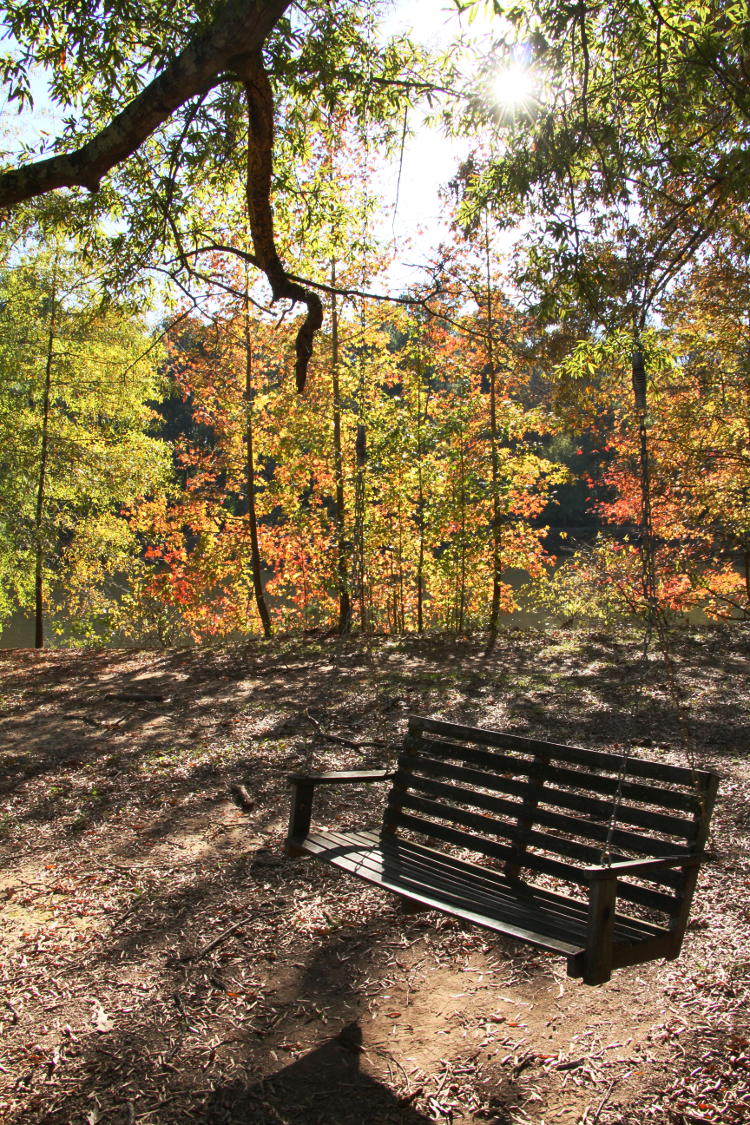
[0,610,68,649]
[0,559,715,649]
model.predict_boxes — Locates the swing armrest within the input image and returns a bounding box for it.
[288,770,395,785]
[576,851,711,984]
[286,771,395,854]
[583,852,710,881]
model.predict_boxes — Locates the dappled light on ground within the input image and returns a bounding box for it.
[0,629,748,1122]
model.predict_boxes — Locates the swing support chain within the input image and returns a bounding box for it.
[600,747,629,866]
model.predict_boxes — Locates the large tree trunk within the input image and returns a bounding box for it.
[0,0,291,207]
[0,2,323,390]
[240,51,322,390]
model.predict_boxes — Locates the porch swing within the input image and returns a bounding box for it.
[285,350,719,986]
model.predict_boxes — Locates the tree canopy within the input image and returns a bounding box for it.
[459,0,750,328]
[1,0,749,646]
[0,0,427,384]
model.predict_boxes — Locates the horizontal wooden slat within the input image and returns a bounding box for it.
[393,806,577,878]
[345,845,593,947]
[392,808,679,915]
[288,770,394,784]
[408,735,702,816]
[394,790,601,864]
[378,829,661,942]
[304,832,584,946]
[397,767,694,860]
[391,791,685,893]
[409,716,717,790]
[380,848,592,935]
[398,752,695,839]
[300,831,584,954]
[369,833,661,944]
[379,836,595,929]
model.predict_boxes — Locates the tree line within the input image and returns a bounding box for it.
[0,1,748,644]
[1,223,747,646]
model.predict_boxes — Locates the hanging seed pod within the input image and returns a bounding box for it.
[632,349,647,413]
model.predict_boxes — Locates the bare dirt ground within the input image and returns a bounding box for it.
[1,627,749,1124]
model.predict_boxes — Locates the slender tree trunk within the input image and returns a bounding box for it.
[354,419,367,631]
[353,296,368,633]
[243,297,272,638]
[302,555,309,621]
[484,212,503,653]
[415,349,427,633]
[330,261,351,633]
[416,514,425,631]
[457,439,467,634]
[744,376,750,610]
[632,346,657,629]
[397,496,405,632]
[34,271,57,649]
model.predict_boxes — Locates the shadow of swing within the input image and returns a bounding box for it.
[203,1022,432,1125]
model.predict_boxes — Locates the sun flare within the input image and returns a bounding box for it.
[493,61,536,112]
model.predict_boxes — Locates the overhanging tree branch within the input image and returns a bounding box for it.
[179,243,442,306]
[0,0,334,390]
[168,243,491,342]
[234,48,323,392]
[0,0,292,208]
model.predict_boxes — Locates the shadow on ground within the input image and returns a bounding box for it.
[204,1023,433,1125]
[1,627,748,1124]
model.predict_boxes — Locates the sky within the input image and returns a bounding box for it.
[376,1,518,289]
[380,3,481,242]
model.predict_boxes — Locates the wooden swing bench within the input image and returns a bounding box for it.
[286,716,719,985]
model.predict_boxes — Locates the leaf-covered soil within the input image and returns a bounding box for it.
[1,627,749,1124]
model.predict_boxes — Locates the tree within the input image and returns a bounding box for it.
[0,1,427,386]
[0,247,171,645]
[532,295,750,625]
[440,1,750,631]
[458,1,750,321]
[661,246,750,617]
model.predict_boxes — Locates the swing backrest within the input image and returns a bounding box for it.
[384,716,719,926]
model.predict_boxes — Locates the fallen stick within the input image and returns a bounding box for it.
[178,914,254,963]
[178,902,283,964]
[302,709,386,748]
[104,692,171,703]
[230,783,255,811]
[589,1079,617,1124]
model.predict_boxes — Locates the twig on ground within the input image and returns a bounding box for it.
[229,784,255,811]
[589,1079,617,1124]
[104,692,171,703]
[302,709,387,748]
[178,914,254,963]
